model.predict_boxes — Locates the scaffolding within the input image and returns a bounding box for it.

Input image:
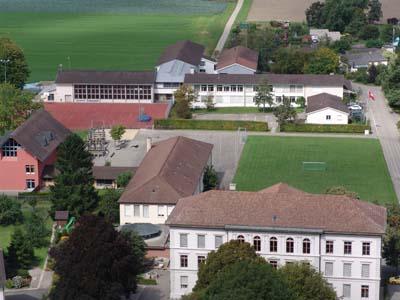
[87,122,106,157]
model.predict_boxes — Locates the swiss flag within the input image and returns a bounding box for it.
[368,90,375,101]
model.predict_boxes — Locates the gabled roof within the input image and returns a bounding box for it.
[306,93,349,114]
[217,46,259,71]
[156,40,205,66]
[0,249,5,286]
[344,50,387,67]
[166,184,387,235]
[55,70,155,84]
[259,182,308,194]
[4,109,71,162]
[119,136,213,205]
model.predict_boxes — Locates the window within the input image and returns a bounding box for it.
[180,276,188,289]
[362,242,371,255]
[143,205,149,218]
[215,235,223,248]
[197,235,205,249]
[343,284,351,298]
[289,85,296,93]
[180,255,188,267]
[25,165,35,174]
[344,241,352,255]
[26,179,35,190]
[286,238,294,253]
[361,285,369,298]
[124,205,133,217]
[47,93,54,101]
[198,256,206,268]
[134,205,140,217]
[343,263,352,277]
[208,85,214,92]
[303,238,311,254]
[237,235,245,243]
[326,241,334,254]
[238,85,243,92]
[231,85,237,92]
[269,260,278,269]
[158,205,165,217]
[201,85,207,92]
[361,264,370,278]
[224,86,230,92]
[325,262,333,276]
[217,85,223,92]
[180,234,188,248]
[2,139,20,157]
[270,237,278,252]
[253,236,261,252]
[326,115,331,120]
[275,96,282,103]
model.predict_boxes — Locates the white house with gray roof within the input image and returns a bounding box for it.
[306,93,349,124]
[343,49,388,72]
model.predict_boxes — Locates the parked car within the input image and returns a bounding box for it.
[389,276,400,284]
[348,104,362,110]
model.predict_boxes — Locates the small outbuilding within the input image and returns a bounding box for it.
[54,210,69,228]
[306,93,349,125]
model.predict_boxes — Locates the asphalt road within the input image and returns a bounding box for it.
[353,83,400,201]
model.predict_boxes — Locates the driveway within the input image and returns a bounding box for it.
[134,270,170,300]
[353,82,400,201]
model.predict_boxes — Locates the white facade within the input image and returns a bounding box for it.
[216,63,256,74]
[191,83,343,108]
[169,226,382,300]
[306,108,349,125]
[199,57,216,74]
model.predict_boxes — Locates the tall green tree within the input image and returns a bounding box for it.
[50,134,98,217]
[279,262,336,300]
[0,36,30,88]
[24,208,51,248]
[304,47,339,74]
[121,230,147,273]
[254,78,274,112]
[368,0,382,23]
[305,1,326,27]
[0,83,41,135]
[6,228,34,277]
[49,215,142,300]
[0,194,23,225]
[173,84,196,119]
[97,189,121,224]
[383,204,400,269]
[203,165,218,191]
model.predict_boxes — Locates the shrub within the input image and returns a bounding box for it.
[116,171,133,188]
[359,25,380,40]
[0,195,23,225]
[280,123,371,133]
[154,119,268,132]
[365,39,384,48]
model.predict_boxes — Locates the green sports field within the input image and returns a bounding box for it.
[233,136,397,204]
[0,0,239,82]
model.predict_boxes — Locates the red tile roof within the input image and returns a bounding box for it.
[166,183,387,235]
[217,46,259,71]
[44,103,169,130]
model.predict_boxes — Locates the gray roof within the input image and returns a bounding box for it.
[55,70,155,84]
[306,93,349,114]
[10,109,71,162]
[156,59,196,83]
[54,210,69,221]
[0,249,5,286]
[184,73,345,86]
[156,40,204,66]
[344,50,387,68]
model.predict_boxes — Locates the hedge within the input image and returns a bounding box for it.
[154,119,269,131]
[280,123,371,134]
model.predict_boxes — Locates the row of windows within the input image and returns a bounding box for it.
[25,165,35,174]
[74,85,152,100]
[194,84,304,93]
[124,204,174,218]
[179,234,223,249]
[179,255,206,269]
[324,261,370,278]
[1,139,21,157]
[326,240,371,255]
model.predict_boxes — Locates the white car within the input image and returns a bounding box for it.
[348,104,362,110]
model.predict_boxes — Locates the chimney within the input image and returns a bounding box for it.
[146,137,152,152]
[190,67,195,74]
[229,183,236,191]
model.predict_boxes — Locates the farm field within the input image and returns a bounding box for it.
[247,0,400,22]
[0,0,234,82]
[233,136,397,204]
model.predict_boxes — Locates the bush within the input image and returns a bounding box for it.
[359,25,380,40]
[365,39,384,48]
[0,195,23,225]
[154,119,268,132]
[280,123,371,133]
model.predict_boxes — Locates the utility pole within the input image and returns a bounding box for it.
[0,59,10,83]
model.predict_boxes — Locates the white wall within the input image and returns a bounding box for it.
[120,204,175,224]
[216,64,256,74]
[169,227,382,300]
[54,84,74,102]
[306,108,349,125]
[200,58,216,74]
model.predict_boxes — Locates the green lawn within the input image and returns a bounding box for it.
[0,1,235,82]
[233,136,397,204]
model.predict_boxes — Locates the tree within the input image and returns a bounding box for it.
[325,186,360,198]
[205,94,215,111]
[49,215,142,300]
[359,24,380,40]
[173,84,196,119]
[306,1,326,27]
[6,228,34,277]
[368,0,382,23]
[304,47,339,74]
[202,260,292,300]
[274,96,297,125]
[203,165,218,191]
[116,171,132,188]
[254,78,273,112]
[24,208,51,248]
[367,64,379,84]
[279,262,336,300]
[194,240,265,291]
[330,38,352,54]
[344,9,368,36]
[0,83,41,135]
[97,189,121,224]
[0,195,23,225]
[110,124,125,146]
[120,230,147,273]
[383,204,400,269]
[49,134,99,217]
[272,48,308,74]
[296,97,306,108]
[0,36,30,88]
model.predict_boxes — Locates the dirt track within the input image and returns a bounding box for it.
[247,0,400,22]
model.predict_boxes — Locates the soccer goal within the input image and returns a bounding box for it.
[302,161,327,171]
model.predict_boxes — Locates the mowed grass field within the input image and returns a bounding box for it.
[0,0,235,82]
[233,136,397,204]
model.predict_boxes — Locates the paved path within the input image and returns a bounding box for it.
[214,0,244,54]
[353,83,400,201]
